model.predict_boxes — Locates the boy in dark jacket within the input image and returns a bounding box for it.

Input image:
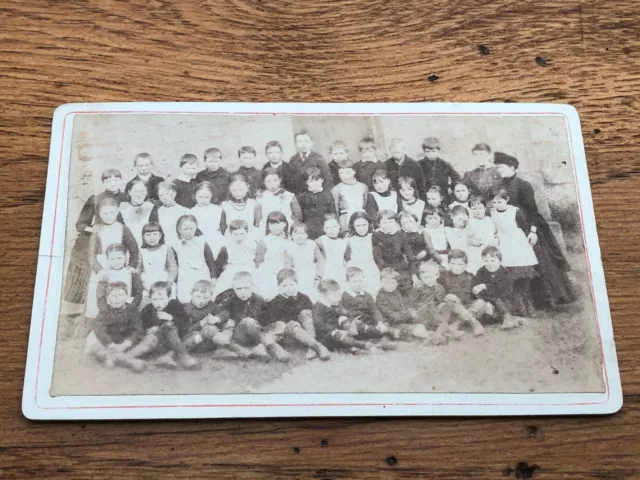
[298,167,337,239]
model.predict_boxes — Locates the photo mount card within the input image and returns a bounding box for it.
[23,102,621,420]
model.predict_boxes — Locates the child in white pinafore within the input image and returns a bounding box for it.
[157,181,190,248]
[365,169,398,224]
[85,197,140,319]
[331,160,368,232]
[212,219,258,296]
[138,222,178,302]
[254,211,293,300]
[287,222,324,301]
[258,167,302,231]
[316,214,349,289]
[345,211,380,296]
[398,176,426,225]
[423,206,449,267]
[190,181,224,257]
[467,195,498,274]
[220,174,259,241]
[448,183,472,217]
[445,205,473,271]
[171,214,216,303]
[119,180,158,248]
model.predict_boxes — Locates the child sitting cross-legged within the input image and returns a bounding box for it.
[438,249,486,336]
[375,268,430,341]
[129,281,198,369]
[312,279,373,354]
[264,269,331,361]
[340,266,401,346]
[84,281,146,372]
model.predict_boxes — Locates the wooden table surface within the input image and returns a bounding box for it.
[1,1,639,478]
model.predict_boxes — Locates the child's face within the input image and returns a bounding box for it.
[291,228,308,245]
[360,145,377,162]
[427,192,442,207]
[266,146,283,164]
[453,184,470,202]
[143,230,161,247]
[390,144,406,161]
[151,289,170,311]
[229,181,248,200]
[419,265,440,287]
[496,163,516,178]
[452,213,468,229]
[400,214,418,232]
[372,176,390,193]
[449,258,467,275]
[338,167,355,184]
[135,157,152,176]
[99,205,119,225]
[233,279,254,301]
[330,147,348,162]
[295,134,313,154]
[325,289,342,306]
[205,154,222,171]
[347,273,365,293]
[493,196,508,211]
[379,216,397,234]
[129,183,148,205]
[107,250,127,270]
[470,202,486,219]
[473,150,492,168]
[306,177,324,192]
[268,221,286,236]
[103,175,121,194]
[483,254,501,273]
[179,220,197,241]
[352,218,370,237]
[158,187,176,206]
[191,289,211,309]
[424,213,442,228]
[380,276,398,293]
[264,174,281,192]
[106,288,128,309]
[195,188,212,206]
[399,183,415,200]
[230,228,248,243]
[423,147,440,161]
[278,278,298,297]
[181,162,198,178]
[239,152,256,168]
[323,219,341,239]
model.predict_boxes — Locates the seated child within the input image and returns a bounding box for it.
[340,266,400,341]
[365,169,399,223]
[216,271,292,362]
[355,136,382,191]
[174,153,199,208]
[331,159,368,232]
[407,261,458,343]
[236,146,263,198]
[182,280,238,355]
[195,147,230,205]
[376,268,429,340]
[312,279,372,353]
[472,246,521,330]
[130,281,198,369]
[298,166,337,240]
[371,210,412,296]
[264,269,331,360]
[84,281,146,372]
[96,243,144,313]
[438,249,486,336]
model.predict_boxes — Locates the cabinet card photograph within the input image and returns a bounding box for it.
[22,103,621,419]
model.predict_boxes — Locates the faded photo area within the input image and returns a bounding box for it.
[50,112,604,396]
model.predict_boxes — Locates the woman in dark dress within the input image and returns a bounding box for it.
[492,152,574,309]
[461,143,502,201]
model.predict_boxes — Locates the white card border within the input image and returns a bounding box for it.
[22,102,622,420]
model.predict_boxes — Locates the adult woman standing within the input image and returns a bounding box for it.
[492,152,574,309]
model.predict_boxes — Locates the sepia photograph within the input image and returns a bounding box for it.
[38,105,610,401]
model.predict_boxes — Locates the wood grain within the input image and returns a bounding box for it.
[1,0,639,478]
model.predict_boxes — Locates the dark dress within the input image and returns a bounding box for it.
[461,166,502,201]
[384,156,427,200]
[63,190,127,304]
[289,151,334,193]
[500,174,574,307]
[418,157,461,202]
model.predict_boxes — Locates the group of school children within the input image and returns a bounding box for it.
[64,131,575,372]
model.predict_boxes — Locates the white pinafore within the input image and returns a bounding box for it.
[347,233,380,296]
[158,204,189,247]
[400,198,425,222]
[140,245,170,291]
[258,190,295,230]
[221,198,258,240]
[173,236,212,303]
[424,225,449,266]
[190,204,224,256]
[317,235,348,288]
[119,201,155,248]
[286,239,318,301]
[490,206,538,268]
[370,191,398,214]
[255,234,290,300]
[467,216,498,274]
[214,238,258,296]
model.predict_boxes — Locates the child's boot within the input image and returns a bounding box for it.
[250,343,272,362]
[112,352,146,373]
[266,342,293,363]
[177,352,198,370]
[128,333,159,358]
[471,319,485,337]
[500,313,520,330]
[154,351,178,368]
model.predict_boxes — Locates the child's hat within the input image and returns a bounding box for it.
[493,152,519,169]
[422,137,441,150]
